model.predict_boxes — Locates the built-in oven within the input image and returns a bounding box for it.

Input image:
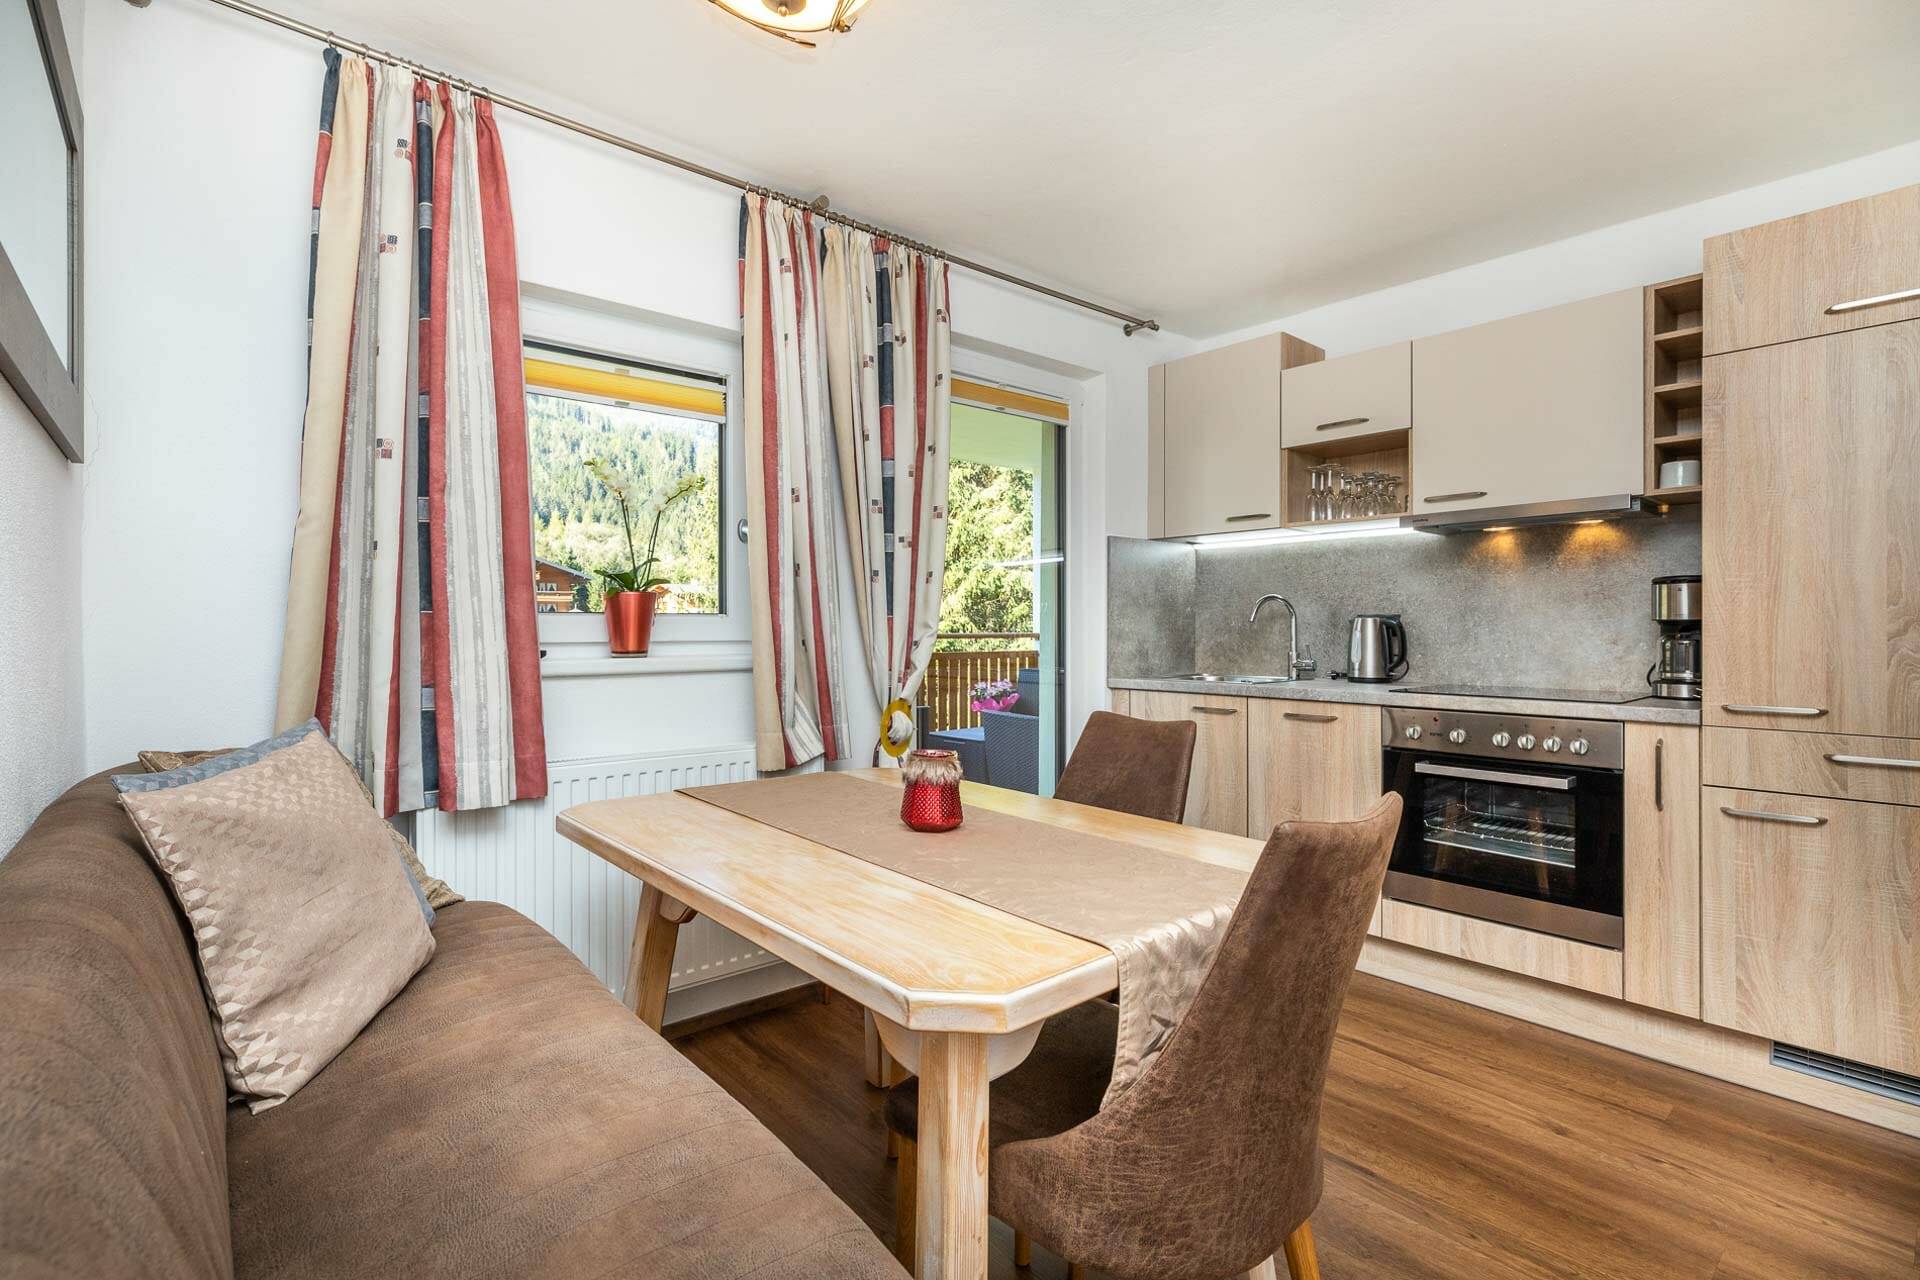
[1381,707,1624,949]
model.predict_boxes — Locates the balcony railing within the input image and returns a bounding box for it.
[917,633,1040,732]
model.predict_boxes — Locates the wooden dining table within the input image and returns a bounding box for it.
[557,768,1263,1280]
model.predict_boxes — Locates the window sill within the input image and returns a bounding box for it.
[539,643,753,680]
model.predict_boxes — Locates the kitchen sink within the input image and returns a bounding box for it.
[1168,673,1294,685]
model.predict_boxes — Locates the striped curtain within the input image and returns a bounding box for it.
[274,50,546,815]
[821,226,953,762]
[739,194,849,771]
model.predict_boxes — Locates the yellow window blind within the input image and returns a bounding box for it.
[524,356,725,419]
[950,377,1069,424]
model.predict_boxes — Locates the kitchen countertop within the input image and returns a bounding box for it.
[1109,674,1703,726]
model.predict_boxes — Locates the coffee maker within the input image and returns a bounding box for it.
[1648,575,1702,699]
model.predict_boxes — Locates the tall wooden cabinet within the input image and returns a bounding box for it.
[1700,183,1920,1075]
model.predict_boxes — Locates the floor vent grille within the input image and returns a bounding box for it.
[1771,1043,1920,1107]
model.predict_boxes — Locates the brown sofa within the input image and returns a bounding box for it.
[0,771,908,1280]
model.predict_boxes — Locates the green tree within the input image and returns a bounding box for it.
[937,460,1035,652]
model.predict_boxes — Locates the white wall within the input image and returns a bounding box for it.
[1,0,86,852]
[75,0,1182,774]
[1195,141,1920,359]
[0,382,84,851]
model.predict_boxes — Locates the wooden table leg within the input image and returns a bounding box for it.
[915,1031,990,1280]
[624,882,692,1032]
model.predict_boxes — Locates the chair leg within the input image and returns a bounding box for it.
[894,1135,918,1273]
[1243,1257,1278,1279]
[1067,1265,1086,1280]
[1013,1230,1031,1267]
[1282,1220,1322,1280]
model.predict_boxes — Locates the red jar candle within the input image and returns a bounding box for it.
[900,749,964,833]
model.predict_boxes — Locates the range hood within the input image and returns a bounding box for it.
[1402,493,1666,534]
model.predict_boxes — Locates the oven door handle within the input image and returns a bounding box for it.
[1412,760,1577,791]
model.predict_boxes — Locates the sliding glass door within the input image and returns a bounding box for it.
[924,396,1066,795]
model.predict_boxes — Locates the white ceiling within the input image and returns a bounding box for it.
[264,0,1920,337]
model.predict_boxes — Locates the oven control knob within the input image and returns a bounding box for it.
[1446,728,1469,744]
[1491,731,1511,748]
[1403,725,1423,741]
[1515,734,1536,750]
[1569,737,1590,756]
[1542,736,1563,753]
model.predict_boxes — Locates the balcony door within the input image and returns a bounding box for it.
[922,383,1067,795]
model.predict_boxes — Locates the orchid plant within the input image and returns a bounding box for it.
[584,458,709,597]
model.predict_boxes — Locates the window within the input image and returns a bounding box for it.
[523,341,724,616]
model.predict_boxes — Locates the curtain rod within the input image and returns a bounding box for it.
[153,0,1163,336]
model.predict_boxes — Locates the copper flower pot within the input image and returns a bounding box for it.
[606,590,659,656]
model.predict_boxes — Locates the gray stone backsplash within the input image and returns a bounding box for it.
[1108,508,1701,693]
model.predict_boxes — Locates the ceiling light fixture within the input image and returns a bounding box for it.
[707,0,871,45]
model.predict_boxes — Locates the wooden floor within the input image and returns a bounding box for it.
[676,972,1920,1280]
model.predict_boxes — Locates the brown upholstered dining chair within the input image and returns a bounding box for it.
[1052,710,1197,823]
[887,794,1401,1280]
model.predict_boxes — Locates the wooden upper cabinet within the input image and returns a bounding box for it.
[1131,691,1248,836]
[1623,724,1700,1019]
[1247,700,1383,838]
[1160,333,1322,538]
[1703,184,1920,357]
[1280,341,1411,449]
[1703,320,1920,737]
[1702,787,1920,1074]
[1410,289,1643,514]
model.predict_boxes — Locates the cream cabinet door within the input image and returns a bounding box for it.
[1280,341,1411,449]
[1133,691,1248,836]
[1161,335,1283,537]
[1702,787,1920,1074]
[1410,289,1643,515]
[1704,183,1920,357]
[1703,320,1920,738]
[1623,725,1700,1019]
[1246,700,1384,839]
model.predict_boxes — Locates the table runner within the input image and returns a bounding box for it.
[681,772,1248,1103]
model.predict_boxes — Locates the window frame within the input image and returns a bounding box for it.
[520,290,747,659]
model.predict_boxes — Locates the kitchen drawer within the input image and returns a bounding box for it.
[1704,183,1920,357]
[1377,899,1623,999]
[1702,787,1920,1074]
[1704,727,1920,808]
[1280,341,1411,449]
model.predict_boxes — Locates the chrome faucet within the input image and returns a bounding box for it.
[1250,594,1304,679]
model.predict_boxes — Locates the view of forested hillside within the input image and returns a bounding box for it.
[527,392,720,613]
[937,460,1036,650]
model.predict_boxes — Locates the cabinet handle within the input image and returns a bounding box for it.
[1823,752,1920,770]
[1424,490,1488,504]
[1653,737,1664,812]
[1825,286,1920,315]
[1283,711,1339,723]
[1224,512,1272,523]
[1190,706,1239,716]
[1316,416,1370,432]
[1719,806,1827,827]
[1721,703,1827,718]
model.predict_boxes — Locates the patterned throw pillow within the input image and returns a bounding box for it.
[138,745,464,910]
[114,721,437,1112]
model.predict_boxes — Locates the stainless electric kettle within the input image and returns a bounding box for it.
[1347,614,1409,683]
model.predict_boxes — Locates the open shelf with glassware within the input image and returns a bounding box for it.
[1645,274,1704,504]
[1281,427,1411,528]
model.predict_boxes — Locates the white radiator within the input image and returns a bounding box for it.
[413,746,774,1003]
